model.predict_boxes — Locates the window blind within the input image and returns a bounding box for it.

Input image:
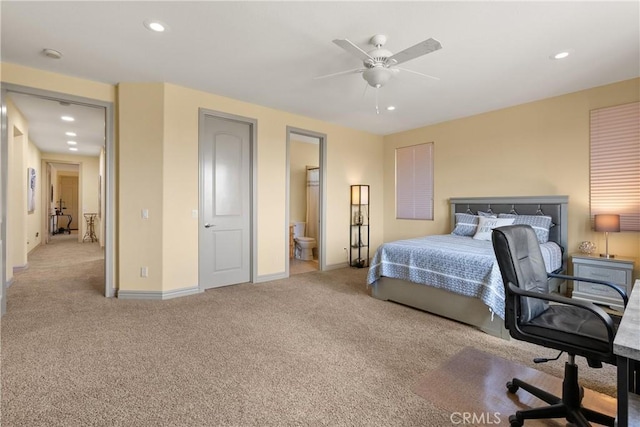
[590,102,640,231]
[396,142,434,220]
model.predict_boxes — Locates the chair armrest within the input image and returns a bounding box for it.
[507,282,617,343]
[548,272,628,307]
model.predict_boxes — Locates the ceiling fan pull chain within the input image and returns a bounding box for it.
[375,87,380,115]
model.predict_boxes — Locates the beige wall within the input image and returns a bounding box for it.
[2,63,115,102]
[10,62,636,294]
[158,83,383,290]
[2,63,385,296]
[6,97,29,279]
[117,81,385,292]
[118,83,165,292]
[383,78,640,278]
[289,139,319,224]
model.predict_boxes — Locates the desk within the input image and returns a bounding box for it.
[614,279,640,427]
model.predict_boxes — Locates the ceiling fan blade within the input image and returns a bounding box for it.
[396,67,440,81]
[314,68,365,80]
[333,39,374,62]
[387,38,442,65]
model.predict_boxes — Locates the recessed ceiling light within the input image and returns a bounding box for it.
[65,132,77,137]
[42,48,63,59]
[144,20,167,32]
[550,50,571,60]
[387,106,396,111]
[67,141,77,145]
[69,147,78,152]
[61,115,74,122]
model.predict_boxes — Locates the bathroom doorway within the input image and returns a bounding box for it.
[286,127,326,276]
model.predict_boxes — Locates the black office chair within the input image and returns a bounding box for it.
[491,225,628,427]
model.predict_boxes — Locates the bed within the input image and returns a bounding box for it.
[367,196,569,339]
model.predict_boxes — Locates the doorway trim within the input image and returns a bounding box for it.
[0,83,116,314]
[286,126,327,275]
[198,108,257,289]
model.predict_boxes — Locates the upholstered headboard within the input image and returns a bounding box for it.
[450,196,569,271]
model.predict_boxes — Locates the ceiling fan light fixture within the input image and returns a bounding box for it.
[363,67,392,88]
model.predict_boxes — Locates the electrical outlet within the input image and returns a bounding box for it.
[141,209,149,220]
[140,267,148,278]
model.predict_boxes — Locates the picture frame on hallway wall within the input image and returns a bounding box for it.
[27,167,36,214]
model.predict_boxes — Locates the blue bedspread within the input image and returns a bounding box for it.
[367,234,562,320]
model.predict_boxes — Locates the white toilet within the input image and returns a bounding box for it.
[292,222,316,261]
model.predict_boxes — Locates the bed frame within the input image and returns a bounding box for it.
[370,196,569,339]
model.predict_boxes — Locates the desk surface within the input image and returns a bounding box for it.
[614,279,640,361]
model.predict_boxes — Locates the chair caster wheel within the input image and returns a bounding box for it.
[506,381,519,394]
[509,415,523,427]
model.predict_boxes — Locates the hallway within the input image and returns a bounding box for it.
[6,235,104,312]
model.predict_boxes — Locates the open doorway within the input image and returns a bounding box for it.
[47,162,80,238]
[1,84,115,314]
[287,127,326,276]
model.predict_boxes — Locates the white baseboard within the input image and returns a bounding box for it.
[117,285,202,300]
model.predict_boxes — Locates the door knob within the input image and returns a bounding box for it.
[204,223,215,228]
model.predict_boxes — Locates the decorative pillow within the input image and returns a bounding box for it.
[498,214,553,243]
[477,210,497,218]
[451,213,479,236]
[472,216,515,241]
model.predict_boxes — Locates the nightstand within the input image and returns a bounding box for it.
[571,254,634,311]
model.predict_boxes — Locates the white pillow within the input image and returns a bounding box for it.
[472,216,515,241]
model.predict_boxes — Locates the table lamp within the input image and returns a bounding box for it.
[594,214,620,259]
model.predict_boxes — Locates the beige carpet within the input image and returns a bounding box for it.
[1,237,619,426]
[413,347,616,426]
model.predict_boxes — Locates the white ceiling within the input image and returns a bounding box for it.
[8,93,106,156]
[2,1,639,146]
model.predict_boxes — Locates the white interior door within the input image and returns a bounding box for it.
[199,113,251,289]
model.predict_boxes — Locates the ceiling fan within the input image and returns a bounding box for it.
[318,34,442,112]
[318,35,442,113]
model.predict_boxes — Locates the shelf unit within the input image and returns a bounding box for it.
[350,185,369,268]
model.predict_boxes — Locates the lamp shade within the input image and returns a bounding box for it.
[351,185,369,205]
[594,214,620,232]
